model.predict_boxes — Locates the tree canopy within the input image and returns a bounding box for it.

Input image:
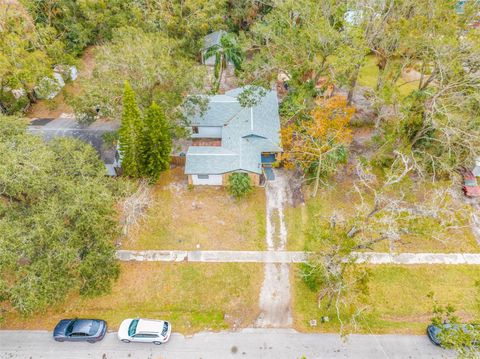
[281,95,354,195]
[140,102,172,182]
[0,115,121,315]
[70,26,205,124]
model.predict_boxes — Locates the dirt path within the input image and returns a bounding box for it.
[255,169,292,327]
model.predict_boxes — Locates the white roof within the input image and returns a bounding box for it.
[136,319,165,333]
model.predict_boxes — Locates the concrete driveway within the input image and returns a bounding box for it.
[0,328,452,359]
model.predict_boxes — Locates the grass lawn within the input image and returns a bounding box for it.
[285,177,479,253]
[1,262,263,334]
[124,167,266,250]
[358,55,419,98]
[293,264,480,334]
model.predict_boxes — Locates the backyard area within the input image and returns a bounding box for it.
[1,262,263,334]
[358,54,420,97]
[293,264,480,334]
[124,167,266,251]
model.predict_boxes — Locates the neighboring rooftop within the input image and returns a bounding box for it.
[28,116,119,164]
[201,30,227,52]
[185,87,282,175]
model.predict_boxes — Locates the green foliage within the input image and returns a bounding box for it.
[0,115,120,315]
[242,0,346,115]
[102,131,119,150]
[21,0,93,56]
[118,81,142,177]
[278,85,317,121]
[140,102,172,182]
[307,145,348,182]
[237,86,267,108]
[71,27,204,124]
[0,3,53,113]
[205,32,243,92]
[119,87,172,181]
[224,0,273,32]
[300,220,371,334]
[429,293,480,358]
[227,173,253,198]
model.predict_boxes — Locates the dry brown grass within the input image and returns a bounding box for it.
[123,167,266,250]
[293,264,480,334]
[1,262,263,334]
[286,176,480,253]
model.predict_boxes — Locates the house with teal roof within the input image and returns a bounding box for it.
[185,87,282,186]
[200,30,227,66]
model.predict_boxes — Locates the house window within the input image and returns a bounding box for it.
[198,174,209,179]
[192,126,199,134]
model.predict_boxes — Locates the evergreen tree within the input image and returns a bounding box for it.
[140,102,172,182]
[119,81,142,177]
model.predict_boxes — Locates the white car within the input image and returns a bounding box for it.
[118,318,171,345]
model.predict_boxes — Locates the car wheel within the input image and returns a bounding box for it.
[54,338,64,342]
[121,339,130,343]
[87,339,96,344]
[153,341,162,345]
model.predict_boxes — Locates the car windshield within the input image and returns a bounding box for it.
[128,319,139,337]
[89,321,100,335]
[161,322,169,337]
[65,321,76,335]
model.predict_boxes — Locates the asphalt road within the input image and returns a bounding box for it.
[0,328,452,359]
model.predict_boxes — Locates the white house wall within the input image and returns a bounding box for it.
[203,53,217,66]
[191,174,223,185]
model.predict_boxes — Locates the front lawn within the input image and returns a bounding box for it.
[1,262,263,334]
[293,264,480,334]
[124,167,266,250]
[285,177,479,253]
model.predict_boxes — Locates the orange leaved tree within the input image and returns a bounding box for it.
[280,95,354,196]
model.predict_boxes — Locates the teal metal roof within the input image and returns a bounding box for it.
[201,30,227,51]
[185,87,282,175]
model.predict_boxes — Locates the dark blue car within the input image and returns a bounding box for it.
[53,319,107,343]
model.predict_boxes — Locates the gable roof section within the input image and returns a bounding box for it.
[186,146,239,174]
[185,87,282,175]
[201,30,227,52]
[190,95,243,126]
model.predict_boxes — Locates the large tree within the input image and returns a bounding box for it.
[371,0,480,178]
[70,26,205,124]
[242,0,347,110]
[153,0,227,52]
[301,161,473,335]
[0,115,120,315]
[281,95,354,196]
[140,102,172,182]
[0,2,52,113]
[119,81,143,178]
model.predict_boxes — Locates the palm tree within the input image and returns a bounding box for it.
[204,33,243,92]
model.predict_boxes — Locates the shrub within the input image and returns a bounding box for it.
[227,173,252,198]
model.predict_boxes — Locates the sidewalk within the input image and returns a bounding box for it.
[116,250,480,265]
